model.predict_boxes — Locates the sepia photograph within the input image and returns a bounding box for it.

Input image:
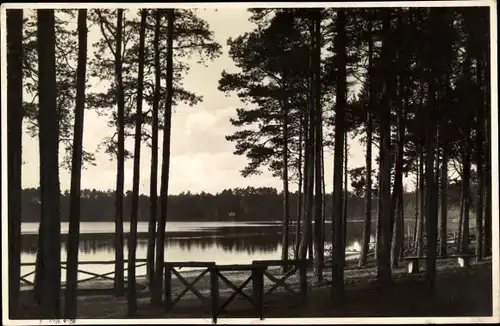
[1,1,498,324]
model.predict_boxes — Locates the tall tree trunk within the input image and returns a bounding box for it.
[127,9,147,316]
[424,8,440,294]
[331,8,347,303]
[343,132,348,261]
[64,9,88,319]
[359,16,373,268]
[153,9,174,305]
[474,56,484,262]
[461,138,471,254]
[375,169,382,261]
[114,8,125,297]
[7,9,23,319]
[391,95,406,269]
[280,86,290,270]
[298,16,315,262]
[295,114,303,259]
[482,50,491,257]
[37,9,61,318]
[456,182,465,250]
[412,165,419,250]
[376,11,393,286]
[417,147,425,257]
[439,144,448,257]
[298,100,310,259]
[147,9,162,291]
[313,10,324,283]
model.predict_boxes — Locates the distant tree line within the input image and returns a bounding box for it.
[20,183,468,223]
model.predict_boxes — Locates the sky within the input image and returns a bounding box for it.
[19,7,380,195]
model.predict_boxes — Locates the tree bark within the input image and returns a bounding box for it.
[298,15,315,262]
[64,9,88,319]
[424,8,440,294]
[439,145,448,257]
[474,54,484,262]
[417,147,425,257]
[461,138,472,254]
[7,8,23,319]
[313,10,324,283]
[331,8,347,303]
[127,9,147,316]
[114,8,125,297]
[376,11,394,286]
[147,9,162,292]
[153,9,174,305]
[280,83,290,271]
[359,16,373,268]
[295,114,303,259]
[391,94,406,269]
[37,9,61,318]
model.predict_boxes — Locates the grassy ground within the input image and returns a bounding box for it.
[16,256,492,320]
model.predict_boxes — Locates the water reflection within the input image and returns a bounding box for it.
[21,221,417,259]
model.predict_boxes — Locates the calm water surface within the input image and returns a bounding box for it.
[21,219,456,283]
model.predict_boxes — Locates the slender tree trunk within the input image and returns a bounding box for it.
[295,115,303,259]
[153,9,174,305]
[127,9,147,316]
[375,170,382,261]
[114,9,125,297]
[37,9,61,318]
[298,101,309,259]
[280,87,290,271]
[64,9,88,319]
[424,8,440,294]
[147,9,162,291]
[7,9,23,318]
[483,57,491,257]
[298,17,315,262]
[439,145,448,257]
[456,181,465,250]
[413,166,419,250]
[359,17,373,268]
[321,135,327,255]
[461,138,471,254]
[474,57,484,262]
[343,132,348,260]
[391,97,405,269]
[313,10,324,283]
[376,11,394,286]
[417,147,425,257]
[331,9,347,303]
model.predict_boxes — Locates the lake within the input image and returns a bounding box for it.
[20,219,455,283]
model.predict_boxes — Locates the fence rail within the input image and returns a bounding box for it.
[20,259,148,291]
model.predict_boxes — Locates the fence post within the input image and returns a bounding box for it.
[164,265,172,311]
[209,266,219,323]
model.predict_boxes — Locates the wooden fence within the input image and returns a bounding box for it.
[20,259,148,292]
[162,259,312,322]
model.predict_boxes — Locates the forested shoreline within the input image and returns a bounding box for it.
[20,184,469,223]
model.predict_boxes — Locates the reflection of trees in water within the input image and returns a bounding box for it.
[20,222,417,256]
[167,233,281,255]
